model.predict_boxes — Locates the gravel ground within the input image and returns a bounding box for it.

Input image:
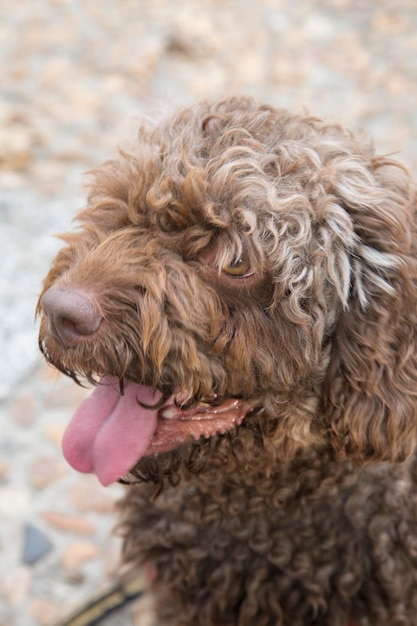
[1,1,417,625]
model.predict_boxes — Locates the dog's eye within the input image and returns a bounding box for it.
[222,256,252,278]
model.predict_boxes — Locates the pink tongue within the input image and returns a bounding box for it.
[62,376,161,486]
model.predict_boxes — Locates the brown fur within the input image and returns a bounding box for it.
[38,97,417,625]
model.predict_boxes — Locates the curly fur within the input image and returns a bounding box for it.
[38,97,417,625]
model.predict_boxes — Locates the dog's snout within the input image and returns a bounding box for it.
[41,286,103,348]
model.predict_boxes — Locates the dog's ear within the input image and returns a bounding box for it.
[321,155,417,463]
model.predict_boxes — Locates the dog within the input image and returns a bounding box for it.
[38,97,417,626]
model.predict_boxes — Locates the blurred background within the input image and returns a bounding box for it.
[1,1,417,624]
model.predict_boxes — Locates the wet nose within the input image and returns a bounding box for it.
[41,286,103,348]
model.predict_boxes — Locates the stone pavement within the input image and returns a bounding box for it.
[0,366,132,625]
[1,0,417,624]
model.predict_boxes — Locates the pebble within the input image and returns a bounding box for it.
[43,423,66,447]
[22,524,53,565]
[29,597,61,626]
[1,567,33,606]
[0,460,9,480]
[41,511,97,535]
[69,479,118,513]
[30,455,65,489]
[61,541,100,570]
[10,392,38,427]
[0,123,33,171]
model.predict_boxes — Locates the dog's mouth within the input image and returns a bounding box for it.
[62,376,253,486]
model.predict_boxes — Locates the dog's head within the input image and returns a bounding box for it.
[38,97,417,485]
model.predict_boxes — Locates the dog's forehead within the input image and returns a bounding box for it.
[82,98,366,273]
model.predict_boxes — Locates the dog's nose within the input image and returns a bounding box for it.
[41,286,103,348]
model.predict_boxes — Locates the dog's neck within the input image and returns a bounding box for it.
[127,409,348,498]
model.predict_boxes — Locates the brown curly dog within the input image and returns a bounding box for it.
[38,97,417,626]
